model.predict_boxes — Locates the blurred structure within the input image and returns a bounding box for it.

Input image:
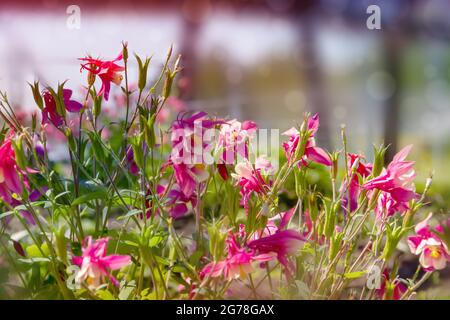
[1,0,450,184]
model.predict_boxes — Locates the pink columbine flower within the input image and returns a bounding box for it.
[0,133,41,225]
[282,114,331,167]
[200,232,274,281]
[301,210,326,244]
[408,213,450,271]
[72,236,131,287]
[172,163,209,199]
[256,207,296,238]
[255,155,276,176]
[0,134,24,205]
[218,119,258,164]
[216,119,258,180]
[0,132,39,207]
[341,153,372,213]
[375,191,409,221]
[363,145,418,204]
[79,52,124,101]
[170,112,222,197]
[376,269,407,300]
[248,230,305,277]
[165,184,197,218]
[41,89,83,128]
[248,207,306,276]
[171,112,221,164]
[156,183,197,219]
[232,158,271,214]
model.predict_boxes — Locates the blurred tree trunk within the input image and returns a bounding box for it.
[382,30,402,163]
[178,17,202,101]
[295,12,331,150]
[381,2,413,164]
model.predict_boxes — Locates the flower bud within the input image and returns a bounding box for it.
[293,129,310,164]
[130,133,145,171]
[163,70,175,99]
[294,170,305,198]
[217,164,229,181]
[122,41,129,62]
[329,232,344,260]
[54,225,68,264]
[28,81,43,110]
[324,200,339,239]
[308,193,318,222]
[12,240,26,257]
[92,93,103,118]
[65,128,77,153]
[145,114,157,149]
[330,151,340,180]
[18,172,29,201]
[46,85,66,118]
[88,70,96,86]
[12,135,27,171]
[372,144,388,177]
[135,54,151,91]
[31,112,37,133]
[162,55,181,99]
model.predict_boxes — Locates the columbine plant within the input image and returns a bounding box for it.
[0,43,446,300]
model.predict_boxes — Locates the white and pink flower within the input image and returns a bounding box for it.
[408,213,450,271]
[282,114,331,167]
[72,236,131,287]
[363,145,418,206]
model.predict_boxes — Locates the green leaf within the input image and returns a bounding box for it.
[171,264,189,274]
[123,240,139,247]
[96,289,116,300]
[72,189,107,206]
[117,209,142,221]
[55,191,72,200]
[26,244,43,258]
[148,235,164,248]
[343,270,367,279]
[154,255,170,266]
[86,131,106,163]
